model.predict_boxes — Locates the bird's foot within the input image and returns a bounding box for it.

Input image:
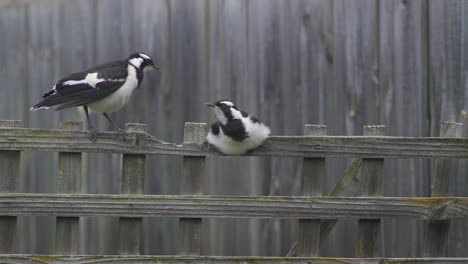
[116,128,128,139]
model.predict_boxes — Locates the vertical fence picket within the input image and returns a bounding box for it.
[356,125,385,257]
[119,123,147,255]
[177,122,207,255]
[424,121,463,257]
[297,125,326,256]
[0,120,21,253]
[56,121,82,255]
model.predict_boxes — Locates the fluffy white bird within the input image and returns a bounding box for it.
[206,100,271,155]
[31,52,158,141]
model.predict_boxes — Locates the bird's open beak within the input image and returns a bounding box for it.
[205,103,215,108]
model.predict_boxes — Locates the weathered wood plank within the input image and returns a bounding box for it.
[297,125,326,256]
[56,121,82,255]
[424,122,463,257]
[380,0,429,257]
[357,126,384,257]
[1,128,468,158]
[0,255,468,264]
[0,120,21,253]
[119,124,146,255]
[428,0,468,254]
[0,194,466,220]
[178,123,207,255]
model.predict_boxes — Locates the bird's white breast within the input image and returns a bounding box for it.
[88,65,138,113]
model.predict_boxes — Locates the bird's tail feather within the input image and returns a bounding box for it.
[30,84,93,111]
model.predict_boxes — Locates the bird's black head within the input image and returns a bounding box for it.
[127,52,158,72]
[206,100,243,125]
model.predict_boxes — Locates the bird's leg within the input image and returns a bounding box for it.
[84,106,97,142]
[102,113,126,135]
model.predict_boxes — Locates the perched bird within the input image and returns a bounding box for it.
[206,100,271,155]
[31,52,158,141]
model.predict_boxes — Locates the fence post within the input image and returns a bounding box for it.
[177,122,207,255]
[0,120,21,253]
[424,121,463,257]
[297,124,326,256]
[356,125,385,257]
[55,121,82,255]
[119,123,147,255]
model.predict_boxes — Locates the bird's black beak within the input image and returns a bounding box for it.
[205,103,215,108]
[151,64,159,70]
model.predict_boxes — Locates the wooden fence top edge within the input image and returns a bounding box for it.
[1,255,468,264]
[2,126,467,139]
[0,127,467,158]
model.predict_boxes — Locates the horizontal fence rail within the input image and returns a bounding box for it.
[1,255,468,264]
[0,121,466,261]
[0,194,466,220]
[0,127,468,158]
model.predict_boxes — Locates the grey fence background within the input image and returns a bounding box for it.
[0,0,467,257]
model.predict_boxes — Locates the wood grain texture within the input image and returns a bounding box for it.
[178,123,207,255]
[357,126,384,257]
[204,0,255,255]
[424,122,463,257]
[0,255,467,264]
[427,3,468,256]
[56,121,82,255]
[1,128,468,158]
[1,0,468,257]
[119,124,147,255]
[379,0,429,257]
[0,120,21,254]
[0,194,466,220]
[297,125,326,256]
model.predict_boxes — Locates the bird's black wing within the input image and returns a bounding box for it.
[31,62,128,111]
[53,81,125,111]
[222,119,248,141]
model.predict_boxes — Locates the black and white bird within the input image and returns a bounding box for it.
[206,100,271,155]
[31,52,158,140]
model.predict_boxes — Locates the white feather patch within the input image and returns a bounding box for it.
[220,101,234,107]
[63,74,124,89]
[230,108,243,119]
[87,65,138,113]
[129,57,143,68]
[30,106,49,111]
[139,53,151,60]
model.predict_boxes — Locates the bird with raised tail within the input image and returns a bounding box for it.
[206,100,271,155]
[31,52,158,141]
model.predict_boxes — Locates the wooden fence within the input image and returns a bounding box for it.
[0,120,467,263]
